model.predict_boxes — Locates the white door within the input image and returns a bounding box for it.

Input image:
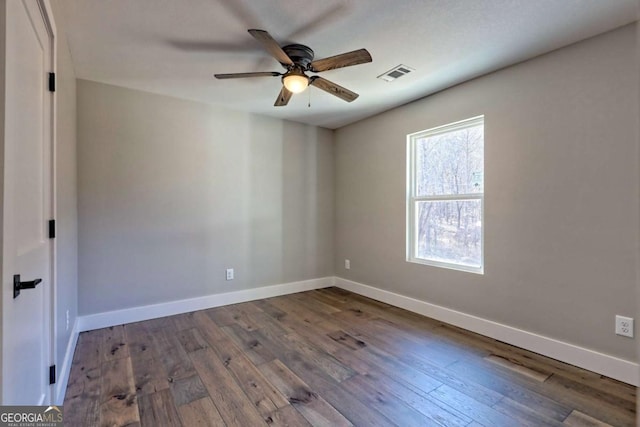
[2,0,55,405]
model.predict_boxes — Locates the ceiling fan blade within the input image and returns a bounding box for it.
[310,76,359,102]
[274,86,293,106]
[214,72,281,79]
[309,48,372,72]
[248,29,294,66]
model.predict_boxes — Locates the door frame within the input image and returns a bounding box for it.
[0,0,58,405]
[40,0,58,405]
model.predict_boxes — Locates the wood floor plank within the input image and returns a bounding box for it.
[309,289,350,306]
[177,397,226,427]
[64,366,101,427]
[234,301,264,314]
[177,328,208,353]
[437,321,626,397]
[143,316,176,333]
[267,297,328,326]
[397,352,504,406]
[169,374,209,406]
[172,312,197,331]
[65,288,636,427]
[102,325,129,362]
[330,318,463,373]
[72,329,104,370]
[280,332,355,383]
[547,372,637,413]
[220,323,276,365]
[265,405,312,427]
[288,291,342,314]
[247,311,289,337]
[493,397,565,427]
[430,384,518,427]
[543,373,636,426]
[251,329,345,393]
[563,409,614,427]
[485,354,552,382]
[329,304,379,323]
[150,325,177,354]
[592,376,638,404]
[341,373,437,427]
[269,313,345,354]
[100,357,140,427]
[333,291,439,332]
[324,333,447,405]
[138,389,182,427]
[396,320,494,359]
[218,348,289,418]
[192,310,242,356]
[327,330,367,351]
[356,371,471,426]
[224,303,262,331]
[153,331,198,381]
[330,347,378,376]
[204,306,237,327]
[356,345,442,396]
[130,356,169,396]
[125,322,158,361]
[337,314,467,367]
[259,359,353,427]
[251,299,287,320]
[317,383,396,427]
[65,331,104,426]
[371,316,473,360]
[446,360,574,422]
[190,348,267,426]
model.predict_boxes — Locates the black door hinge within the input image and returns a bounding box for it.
[48,73,55,92]
[48,219,56,239]
[49,365,56,385]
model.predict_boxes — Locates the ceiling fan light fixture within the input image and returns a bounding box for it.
[283,72,309,94]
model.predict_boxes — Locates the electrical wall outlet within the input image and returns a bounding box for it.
[615,315,634,338]
[226,268,234,281]
[345,259,350,270]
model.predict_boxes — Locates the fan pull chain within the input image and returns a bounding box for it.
[308,86,311,108]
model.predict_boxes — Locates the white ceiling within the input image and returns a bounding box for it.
[59,0,637,129]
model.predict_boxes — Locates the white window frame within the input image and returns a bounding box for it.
[406,116,485,274]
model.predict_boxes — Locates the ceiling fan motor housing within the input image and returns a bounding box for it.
[282,44,314,69]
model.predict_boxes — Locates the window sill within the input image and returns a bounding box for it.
[407,257,484,275]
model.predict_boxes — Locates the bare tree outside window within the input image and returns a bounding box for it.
[407,117,484,273]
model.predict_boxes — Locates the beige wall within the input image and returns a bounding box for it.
[51,0,78,376]
[77,80,334,315]
[335,24,638,361]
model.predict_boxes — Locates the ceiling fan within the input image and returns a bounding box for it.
[214,29,372,106]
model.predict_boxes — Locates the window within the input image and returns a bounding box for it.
[407,116,484,273]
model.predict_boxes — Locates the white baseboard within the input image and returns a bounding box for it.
[68,275,637,387]
[77,277,333,332]
[61,277,331,402]
[334,277,638,386]
[55,319,79,405]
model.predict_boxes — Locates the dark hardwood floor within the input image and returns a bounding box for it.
[64,287,637,426]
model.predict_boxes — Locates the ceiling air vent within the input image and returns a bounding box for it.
[377,64,414,82]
